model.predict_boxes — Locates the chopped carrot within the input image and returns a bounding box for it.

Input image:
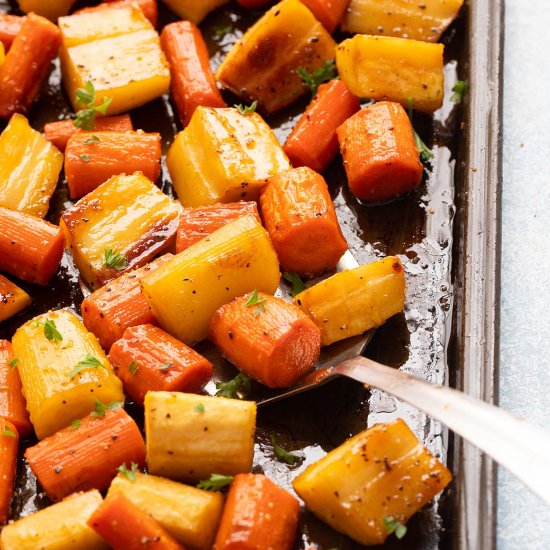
[0,207,64,286]
[160,21,226,127]
[0,340,32,438]
[300,0,350,33]
[88,493,185,550]
[337,100,423,201]
[0,13,60,119]
[75,0,158,27]
[214,473,300,550]
[0,418,18,525]
[109,324,213,406]
[25,406,146,502]
[283,80,360,173]
[64,131,161,199]
[44,114,133,152]
[209,291,321,388]
[0,275,31,323]
[0,14,23,51]
[176,201,260,253]
[260,167,348,275]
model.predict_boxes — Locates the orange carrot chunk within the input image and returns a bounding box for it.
[88,493,186,550]
[25,406,146,502]
[160,21,226,127]
[215,473,300,550]
[0,13,61,119]
[0,14,24,51]
[260,167,348,275]
[283,80,360,173]
[64,131,162,199]
[109,324,213,406]
[176,201,260,253]
[0,207,64,286]
[0,418,18,525]
[209,291,321,388]
[337,101,423,202]
[0,340,32,439]
[300,0,350,33]
[81,255,173,351]
[75,0,158,27]
[44,114,133,152]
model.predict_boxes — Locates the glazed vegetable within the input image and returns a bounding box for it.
[141,214,280,345]
[283,80,360,173]
[176,201,260,253]
[0,14,23,51]
[0,340,32,437]
[300,0,351,34]
[342,0,465,42]
[0,275,31,323]
[160,21,226,127]
[0,13,61,119]
[161,0,229,24]
[44,114,133,152]
[0,42,4,68]
[76,0,159,27]
[293,419,453,545]
[81,254,172,351]
[17,0,76,21]
[294,256,406,346]
[12,309,124,439]
[0,207,64,286]
[0,490,108,550]
[60,172,180,289]
[337,101,423,201]
[209,291,321,388]
[108,472,224,550]
[260,166,348,275]
[88,493,185,550]
[336,35,444,113]
[64,130,161,199]
[216,0,337,113]
[109,324,213,406]
[145,392,256,482]
[214,473,300,550]
[0,418,18,526]
[167,107,289,207]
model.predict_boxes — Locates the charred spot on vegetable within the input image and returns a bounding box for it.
[197,473,234,491]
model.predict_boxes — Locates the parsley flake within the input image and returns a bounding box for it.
[9,358,19,369]
[383,517,407,540]
[296,60,337,97]
[194,403,205,413]
[1,426,16,437]
[73,81,112,130]
[70,419,81,430]
[67,354,105,378]
[451,80,467,103]
[79,154,91,162]
[213,24,233,40]
[407,98,433,162]
[103,248,127,271]
[91,399,123,418]
[43,318,63,342]
[246,289,266,308]
[158,362,172,372]
[235,101,258,115]
[283,272,307,297]
[117,462,139,481]
[128,361,138,375]
[84,135,100,144]
[197,473,234,491]
[215,372,251,399]
[271,434,300,465]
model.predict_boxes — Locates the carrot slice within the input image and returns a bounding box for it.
[0,13,60,119]
[0,418,18,525]
[0,207,64,286]
[0,14,23,51]
[260,166,348,275]
[176,201,260,253]
[88,493,185,550]
[160,21,226,127]
[64,131,161,199]
[0,340,32,438]
[25,406,146,502]
[209,291,321,388]
[214,473,300,550]
[75,0,158,27]
[0,275,31,323]
[300,0,350,33]
[44,115,133,152]
[337,100,423,202]
[283,80,360,173]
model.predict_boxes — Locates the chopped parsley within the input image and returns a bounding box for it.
[84,135,100,144]
[117,462,139,481]
[235,101,258,115]
[296,60,337,97]
[197,473,234,491]
[213,24,233,40]
[103,248,127,271]
[407,98,433,162]
[451,80,467,103]
[73,81,112,130]
[383,517,407,539]
[79,154,91,162]
[9,358,19,369]
[70,419,81,430]
[194,403,205,413]
[271,434,300,465]
[158,362,172,372]
[246,289,266,316]
[128,361,138,375]
[215,372,251,399]
[91,399,123,418]
[43,318,63,343]
[1,426,16,437]
[283,272,307,297]
[67,354,105,378]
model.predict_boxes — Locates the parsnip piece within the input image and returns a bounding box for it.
[294,256,406,346]
[141,214,280,345]
[0,274,31,323]
[12,309,124,439]
[108,473,223,550]
[161,0,229,24]
[145,392,256,483]
[293,419,453,546]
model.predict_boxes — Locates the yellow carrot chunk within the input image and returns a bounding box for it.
[0,274,31,323]
[161,0,229,24]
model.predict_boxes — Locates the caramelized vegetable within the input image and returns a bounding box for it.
[17,0,76,21]
[0,418,18,526]
[293,419,453,545]
[0,275,31,323]
[161,0,229,25]
[76,0,159,27]
[300,0,351,34]
[0,14,23,51]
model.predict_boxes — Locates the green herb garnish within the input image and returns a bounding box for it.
[1,426,16,437]
[383,517,407,540]
[67,354,105,378]
[79,154,91,162]
[128,361,138,375]
[74,81,112,130]
[194,403,205,413]
[9,358,19,369]
[407,98,433,162]
[70,419,81,430]
[197,473,234,491]
[117,462,139,481]
[235,101,258,115]
[103,248,127,271]
[91,399,123,418]
[297,60,337,97]
[283,272,306,297]
[271,434,300,465]
[215,372,251,399]
[158,362,172,372]
[246,289,266,316]
[451,80,467,103]
[213,24,233,40]
[43,318,63,343]
[84,135,100,144]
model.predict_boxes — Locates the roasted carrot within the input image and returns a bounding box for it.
[88,493,185,550]
[0,207,64,286]
[75,0,158,27]
[176,201,260,253]
[214,473,300,550]
[44,114,133,152]
[260,167,348,275]
[160,21,226,127]
[0,13,60,119]
[0,275,31,323]
[25,406,146,502]
[209,291,321,388]
[0,14,23,51]
[337,101,423,202]
[64,130,161,199]
[0,418,18,525]
[0,340,32,438]
[300,0,350,33]
[283,80,360,173]
[109,324,213,406]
